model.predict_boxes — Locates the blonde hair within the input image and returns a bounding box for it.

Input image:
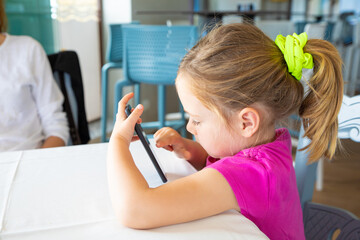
[178,23,343,163]
[0,0,7,33]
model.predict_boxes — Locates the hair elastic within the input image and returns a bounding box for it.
[275,32,314,80]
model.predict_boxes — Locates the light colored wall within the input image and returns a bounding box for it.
[132,0,190,25]
[291,0,306,22]
[208,0,261,11]
[101,0,132,121]
[339,0,360,13]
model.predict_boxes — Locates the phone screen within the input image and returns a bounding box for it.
[125,104,167,183]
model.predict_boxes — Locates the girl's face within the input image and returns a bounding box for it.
[176,74,246,158]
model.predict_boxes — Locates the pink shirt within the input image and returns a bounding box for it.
[206,128,305,240]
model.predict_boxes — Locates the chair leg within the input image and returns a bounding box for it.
[134,84,140,106]
[158,85,166,129]
[295,126,319,209]
[349,48,360,96]
[100,62,122,142]
[316,157,324,191]
[101,66,110,142]
[344,46,354,95]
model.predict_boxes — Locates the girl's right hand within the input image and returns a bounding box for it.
[154,127,191,160]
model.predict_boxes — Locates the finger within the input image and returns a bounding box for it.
[156,141,171,148]
[155,134,180,148]
[155,138,170,148]
[117,92,134,120]
[154,129,165,143]
[126,104,144,125]
[154,127,166,139]
[130,108,143,124]
[154,127,175,143]
[162,145,174,152]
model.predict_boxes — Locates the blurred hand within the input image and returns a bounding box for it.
[110,92,143,145]
[154,127,191,160]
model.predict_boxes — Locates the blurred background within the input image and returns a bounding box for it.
[5,0,360,135]
[4,0,360,218]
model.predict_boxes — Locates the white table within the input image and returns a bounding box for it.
[0,141,268,240]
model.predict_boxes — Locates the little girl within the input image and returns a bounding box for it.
[107,23,343,239]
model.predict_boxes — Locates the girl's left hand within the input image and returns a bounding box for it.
[110,92,144,146]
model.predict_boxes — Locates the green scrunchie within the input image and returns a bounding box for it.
[275,32,314,80]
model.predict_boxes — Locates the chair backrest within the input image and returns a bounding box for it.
[295,95,360,209]
[106,22,140,63]
[304,22,327,39]
[122,25,198,85]
[303,202,360,240]
[255,20,295,40]
[107,24,124,63]
[48,51,90,145]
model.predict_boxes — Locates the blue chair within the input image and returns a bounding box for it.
[101,23,139,142]
[294,94,360,239]
[104,25,198,141]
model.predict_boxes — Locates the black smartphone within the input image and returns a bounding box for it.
[125,104,167,183]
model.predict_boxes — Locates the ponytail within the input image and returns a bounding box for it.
[300,39,343,162]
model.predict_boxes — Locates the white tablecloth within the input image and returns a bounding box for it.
[0,141,268,240]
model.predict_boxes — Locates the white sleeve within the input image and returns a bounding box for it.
[30,40,70,144]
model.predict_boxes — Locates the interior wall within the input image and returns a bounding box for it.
[261,0,288,20]
[132,0,190,25]
[291,0,306,22]
[208,0,261,11]
[101,0,132,121]
[339,0,360,14]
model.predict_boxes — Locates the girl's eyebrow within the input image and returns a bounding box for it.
[184,109,200,118]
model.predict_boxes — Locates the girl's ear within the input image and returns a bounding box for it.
[237,108,260,138]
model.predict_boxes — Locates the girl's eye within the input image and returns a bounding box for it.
[191,119,200,126]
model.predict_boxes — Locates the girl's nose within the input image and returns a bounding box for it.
[186,121,196,136]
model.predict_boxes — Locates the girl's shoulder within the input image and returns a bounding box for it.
[206,128,293,173]
[234,128,292,163]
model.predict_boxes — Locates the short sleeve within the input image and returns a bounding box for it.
[206,158,270,225]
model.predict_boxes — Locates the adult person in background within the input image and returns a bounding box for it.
[0,0,69,151]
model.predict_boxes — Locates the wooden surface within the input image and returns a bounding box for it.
[310,139,360,217]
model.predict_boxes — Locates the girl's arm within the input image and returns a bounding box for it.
[154,127,208,170]
[107,93,239,229]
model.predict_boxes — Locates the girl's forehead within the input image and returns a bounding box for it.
[176,77,216,120]
[175,72,189,85]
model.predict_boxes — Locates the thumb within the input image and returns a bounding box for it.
[127,104,144,124]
